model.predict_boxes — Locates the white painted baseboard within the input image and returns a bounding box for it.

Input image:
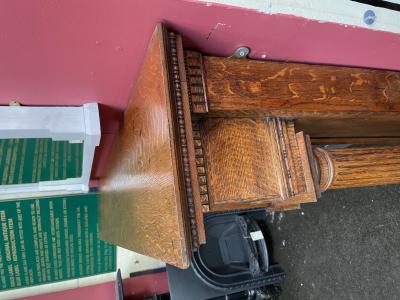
[197,0,400,34]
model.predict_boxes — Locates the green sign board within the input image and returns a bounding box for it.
[0,192,116,291]
[0,138,83,185]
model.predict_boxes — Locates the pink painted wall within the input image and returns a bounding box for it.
[1,0,399,179]
[16,282,115,300]
[16,271,169,300]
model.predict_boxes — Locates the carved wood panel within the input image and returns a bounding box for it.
[200,118,317,211]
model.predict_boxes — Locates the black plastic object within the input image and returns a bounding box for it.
[115,269,124,300]
[209,285,282,300]
[192,211,286,291]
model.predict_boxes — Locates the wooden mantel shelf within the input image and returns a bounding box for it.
[99,24,400,268]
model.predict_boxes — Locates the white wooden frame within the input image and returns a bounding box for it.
[199,0,400,34]
[0,103,101,200]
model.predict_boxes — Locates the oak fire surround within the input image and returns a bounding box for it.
[100,24,400,268]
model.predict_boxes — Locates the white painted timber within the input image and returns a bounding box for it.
[198,0,400,34]
[0,103,101,200]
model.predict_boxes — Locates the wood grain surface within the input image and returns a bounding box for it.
[318,146,400,190]
[99,25,191,269]
[202,118,282,210]
[295,117,400,140]
[204,57,400,113]
[202,56,400,139]
[200,118,317,211]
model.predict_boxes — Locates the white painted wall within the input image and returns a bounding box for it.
[198,0,400,34]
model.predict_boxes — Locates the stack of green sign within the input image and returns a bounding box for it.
[0,138,116,291]
[0,138,83,185]
[0,193,116,291]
